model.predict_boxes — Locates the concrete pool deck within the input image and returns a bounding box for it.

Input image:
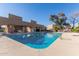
[0,32,79,56]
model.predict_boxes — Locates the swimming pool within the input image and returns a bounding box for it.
[6,32,62,49]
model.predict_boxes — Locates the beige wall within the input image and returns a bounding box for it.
[26,27,32,32]
[1,25,9,33]
[47,24,53,30]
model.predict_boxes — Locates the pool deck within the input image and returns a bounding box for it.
[0,32,79,56]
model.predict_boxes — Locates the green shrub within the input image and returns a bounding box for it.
[72,27,79,32]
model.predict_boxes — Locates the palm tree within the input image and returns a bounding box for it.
[50,13,67,31]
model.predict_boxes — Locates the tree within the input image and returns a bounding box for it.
[71,13,79,29]
[50,13,67,31]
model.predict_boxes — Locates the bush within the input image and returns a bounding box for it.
[71,29,77,32]
[53,25,60,32]
[72,27,79,32]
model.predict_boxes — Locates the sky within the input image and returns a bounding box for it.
[0,3,79,26]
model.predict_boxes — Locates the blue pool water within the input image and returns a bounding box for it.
[6,32,62,49]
